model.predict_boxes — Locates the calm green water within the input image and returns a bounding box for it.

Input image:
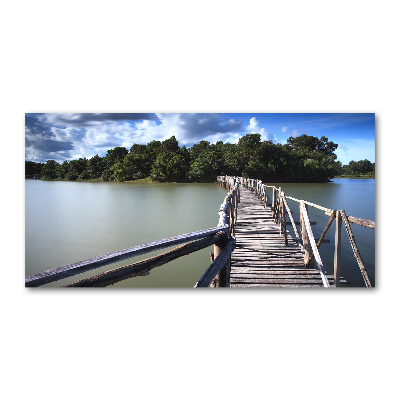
[25,181,228,287]
[25,178,375,288]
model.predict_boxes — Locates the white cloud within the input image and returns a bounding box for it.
[282,126,288,133]
[50,127,81,142]
[246,117,278,143]
[155,113,243,145]
[290,129,301,137]
[224,133,241,144]
[25,113,245,162]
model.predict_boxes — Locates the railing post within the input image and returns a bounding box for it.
[300,201,311,266]
[229,196,235,237]
[272,187,276,215]
[212,233,230,287]
[274,189,281,224]
[334,210,342,287]
[278,190,283,232]
[234,188,238,224]
[281,191,288,246]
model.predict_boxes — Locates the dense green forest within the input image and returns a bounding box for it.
[338,159,375,177]
[25,133,374,183]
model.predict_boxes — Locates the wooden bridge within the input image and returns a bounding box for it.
[25,176,375,288]
[230,185,346,287]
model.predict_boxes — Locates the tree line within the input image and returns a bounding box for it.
[339,159,375,177]
[25,133,374,183]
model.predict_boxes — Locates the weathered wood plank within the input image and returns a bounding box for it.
[230,185,328,288]
[63,232,226,287]
[300,201,330,287]
[231,282,350,287]
[230,277,347,284]
[341,210,372,287]
[231,268,314,272]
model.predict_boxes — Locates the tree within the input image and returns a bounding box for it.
[235,134,262,177]
[151,151,188,182]
[146,140,162,163]
[189,140,210,162]
[161,136,180,153]
[25,161,44,175]
[287,134,338,157]
[112,153,152,181]
[104,146,129,169]
[286,134,339,182]
[342,159,374,176]
[41,160,59,180]
[189,147,224,182]
[87,155,105,179]
[129,143,147,155]
[68,158,89,180]
[58,160,70,180]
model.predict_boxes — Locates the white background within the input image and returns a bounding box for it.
[1,1,398,399]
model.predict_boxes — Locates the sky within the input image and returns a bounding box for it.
[25,113,375,165]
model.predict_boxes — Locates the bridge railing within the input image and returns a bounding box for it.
[25,178,240,288]
[236,176,374,287]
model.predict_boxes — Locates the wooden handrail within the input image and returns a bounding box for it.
[63,232,227,287]
[343,215,375,229]
[286,195,334,214]
[217,176,240,238]
[25,224,229,287]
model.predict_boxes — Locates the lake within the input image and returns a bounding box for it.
[25,178,375,288]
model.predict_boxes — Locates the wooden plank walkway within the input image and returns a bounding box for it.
[230,186,347,287]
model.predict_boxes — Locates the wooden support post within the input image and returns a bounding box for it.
[341,210,372,287]
[229,196,235,237]
[234,190,238,224]
[277,188,283,235]
[272,188,276,216]
[279,193,283,233]
[274,190,280,224]
[300,201,311,267]
[281,191,288,246]
[210,252,217,287]
[334,210,342,287]
[213,234,230,287]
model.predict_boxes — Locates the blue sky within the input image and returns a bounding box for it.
[25,113,375,165]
